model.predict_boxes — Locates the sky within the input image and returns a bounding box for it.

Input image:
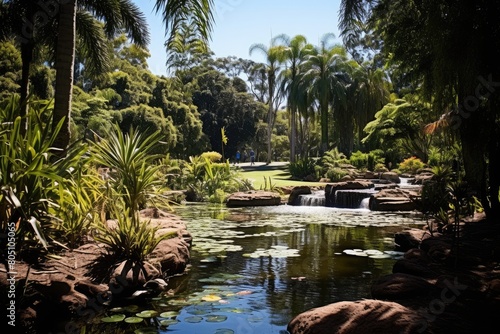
[133,0,342,75]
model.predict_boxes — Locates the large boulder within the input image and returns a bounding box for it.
[371,273,438,300]
[226,190,282,207]
[288,186,312,206]
[369,188,419,211]
[287,300,425,334]
[381,171,401,184]
[325,181,374,207]
[395,228,433,251]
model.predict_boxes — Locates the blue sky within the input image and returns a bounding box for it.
[133,0,342,75]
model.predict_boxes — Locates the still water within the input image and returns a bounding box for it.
[94,204,424,334]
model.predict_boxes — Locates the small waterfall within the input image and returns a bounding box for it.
[359,197,370,209]
[334,189,376,209]
[298,192,325,206]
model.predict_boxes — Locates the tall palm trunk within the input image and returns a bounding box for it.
[266,72,275,164]
[53,0,77,151]
[289,105,297,162]
[319,96,329,154]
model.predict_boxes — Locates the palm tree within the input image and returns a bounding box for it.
[53,0,150,150]
[154,0,215,47]
[275,34,314,162]
[0,1,45,129]
[165,19,212,74]
[249,40,284,164]
[302,34,349,154]
[340,0,500,219]
[350,63,390,150]
[53,0,216,151]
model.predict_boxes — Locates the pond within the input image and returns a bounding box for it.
[92,204,425,334]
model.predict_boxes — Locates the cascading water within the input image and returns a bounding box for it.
[334,189,377,209]
[297,189,376,209]
[298,191,325,206]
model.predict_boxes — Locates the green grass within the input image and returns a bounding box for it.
[237,164,326,189]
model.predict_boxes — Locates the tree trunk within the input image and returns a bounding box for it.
[459,104,488,215]
[289,106,297,162]
[53,0,77,152]
[320,99,328,154]
[19,42,33,133]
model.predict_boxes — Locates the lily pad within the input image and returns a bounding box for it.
[160,319,179,326]
[109,307,125,313]
[214,329,235,334]
[124,317,143,324]
[206,315,228,323]
[134,328,158,334]
[185,316,204,323]
[124,305,140,313]
[101,314,126,323]
[159,311,179,318]
[135,310,158,318]
[202,294,221,302]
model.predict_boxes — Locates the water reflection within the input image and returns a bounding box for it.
[90,204,424,333]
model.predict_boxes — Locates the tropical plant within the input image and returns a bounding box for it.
[289,158,318,180]
[301,34,349,154]
[0,95,86,253]
[91,125,167,213]
[326,167,348,182]
[53,0,150,150]
[398,156,425,175]
[51,165,103,249]
[249,39,285,163]
[274,34,314,162]
[340,0,500,219]
[93,204,176,278]
[321,147,349,169]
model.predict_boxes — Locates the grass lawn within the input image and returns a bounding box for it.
[236,163,326,189]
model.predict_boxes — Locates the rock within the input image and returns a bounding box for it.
[373,182,398,190]
[364,171,376,179]
[381,171,401,183]
[287,299,425,334]
[148,236,191,277]
[392,259,439,278]
[340,174,355,181]
[226,190,281,207]
[288,186,312,206]
[371,273,438,300]
[411,172,434,185]
[324,181,373,207]
[395,228,432,251]
[369,188,419,211]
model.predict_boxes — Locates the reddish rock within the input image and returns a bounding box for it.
[288,186,312,206]
[395,228,432,251]
[371,273,438,300]
[226,190,282,207]
[369,188,420,211]
[392,259,439,278]
[412,172,434,185]
[287,300,425,334]
[382,171,401,183]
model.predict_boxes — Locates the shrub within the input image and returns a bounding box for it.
[399,156,425,174]
[289,158,317,180]
[374,163,388,172]
[350,151,368,169]
[326,167,348,182]
[0,95,86,253]
[93,205,176,280]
